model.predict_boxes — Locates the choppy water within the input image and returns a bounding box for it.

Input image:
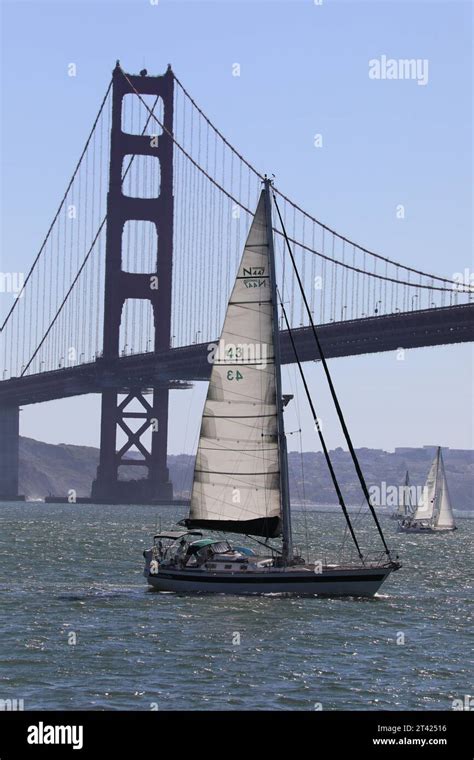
[0,502,472,710]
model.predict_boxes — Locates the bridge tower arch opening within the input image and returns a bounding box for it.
[91,62,174,504]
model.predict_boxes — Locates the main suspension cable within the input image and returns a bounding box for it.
[0,78,113,333]
[21,90,162,376]
[172,68,460,287]
[124,70,471,295]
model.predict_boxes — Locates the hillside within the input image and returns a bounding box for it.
[18,437,473,510]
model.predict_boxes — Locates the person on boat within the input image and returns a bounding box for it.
[175,538,188,565]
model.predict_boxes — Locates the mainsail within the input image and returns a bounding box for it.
[434,450,455,529]
[183,192,282,538]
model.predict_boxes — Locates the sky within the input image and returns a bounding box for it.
[0,0,472,454]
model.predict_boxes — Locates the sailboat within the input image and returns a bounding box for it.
[390,470,415,520]
[398,447,457,533]
[143,179,401,595]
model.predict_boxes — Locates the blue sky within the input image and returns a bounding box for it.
[1,0,472,453]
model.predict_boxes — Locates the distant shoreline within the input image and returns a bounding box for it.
[18,436,474,510]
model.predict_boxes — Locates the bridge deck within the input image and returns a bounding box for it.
[1,304,472,407]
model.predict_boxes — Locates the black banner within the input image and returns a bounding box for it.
[0,710,472,757]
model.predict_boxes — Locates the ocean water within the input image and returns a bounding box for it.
[0,502,472,711]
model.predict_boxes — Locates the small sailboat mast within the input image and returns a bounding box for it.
[432,446,442,520]
[399,470,411,517]
[263,178,293,563]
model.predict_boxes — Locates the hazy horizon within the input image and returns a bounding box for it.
[19,428,474,456]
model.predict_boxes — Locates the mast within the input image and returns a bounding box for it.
[403,470,409,514]
[263,178,292,563]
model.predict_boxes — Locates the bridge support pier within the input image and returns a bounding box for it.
[0,405,24,500]
[91,385,173,503]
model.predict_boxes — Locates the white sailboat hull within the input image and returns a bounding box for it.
[398,523,457,534]
[144,564,397,596]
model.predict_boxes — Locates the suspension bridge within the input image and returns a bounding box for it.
[1,62,472,503]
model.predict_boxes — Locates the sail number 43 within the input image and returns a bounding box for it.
[227,370,244,381]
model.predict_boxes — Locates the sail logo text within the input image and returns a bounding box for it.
[243,267,264,276]
[242,266,267,289]
[27,721,83,750]
[207,340,268,369]
[369,482,427,508]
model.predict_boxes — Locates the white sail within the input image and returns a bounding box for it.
[397,471,410,517]
[185,192,282,537]
[434,450,456,529]
[412,453,438,522]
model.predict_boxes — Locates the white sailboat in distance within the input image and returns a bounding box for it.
[398,447,457,533]
[391,470,415,520]
[143,179,401,595]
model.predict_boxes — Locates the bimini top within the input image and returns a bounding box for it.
[188,539,220,550]
[153,530,202,541]
[187,539,232,555]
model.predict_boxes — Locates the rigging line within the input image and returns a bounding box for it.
[122,72,471,295]
[22,92,162,376]
[172,69,457,287]
[244,535,282,555]
[273,190,391,558]
[298,426,310,564]
[277,288,364,560]
[0,78,113,332]
[288,359,310,562]
[340,497,366,559]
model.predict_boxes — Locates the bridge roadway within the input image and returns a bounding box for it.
[1,303,472,407]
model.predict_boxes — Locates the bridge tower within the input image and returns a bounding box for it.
[91,63,174,503]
